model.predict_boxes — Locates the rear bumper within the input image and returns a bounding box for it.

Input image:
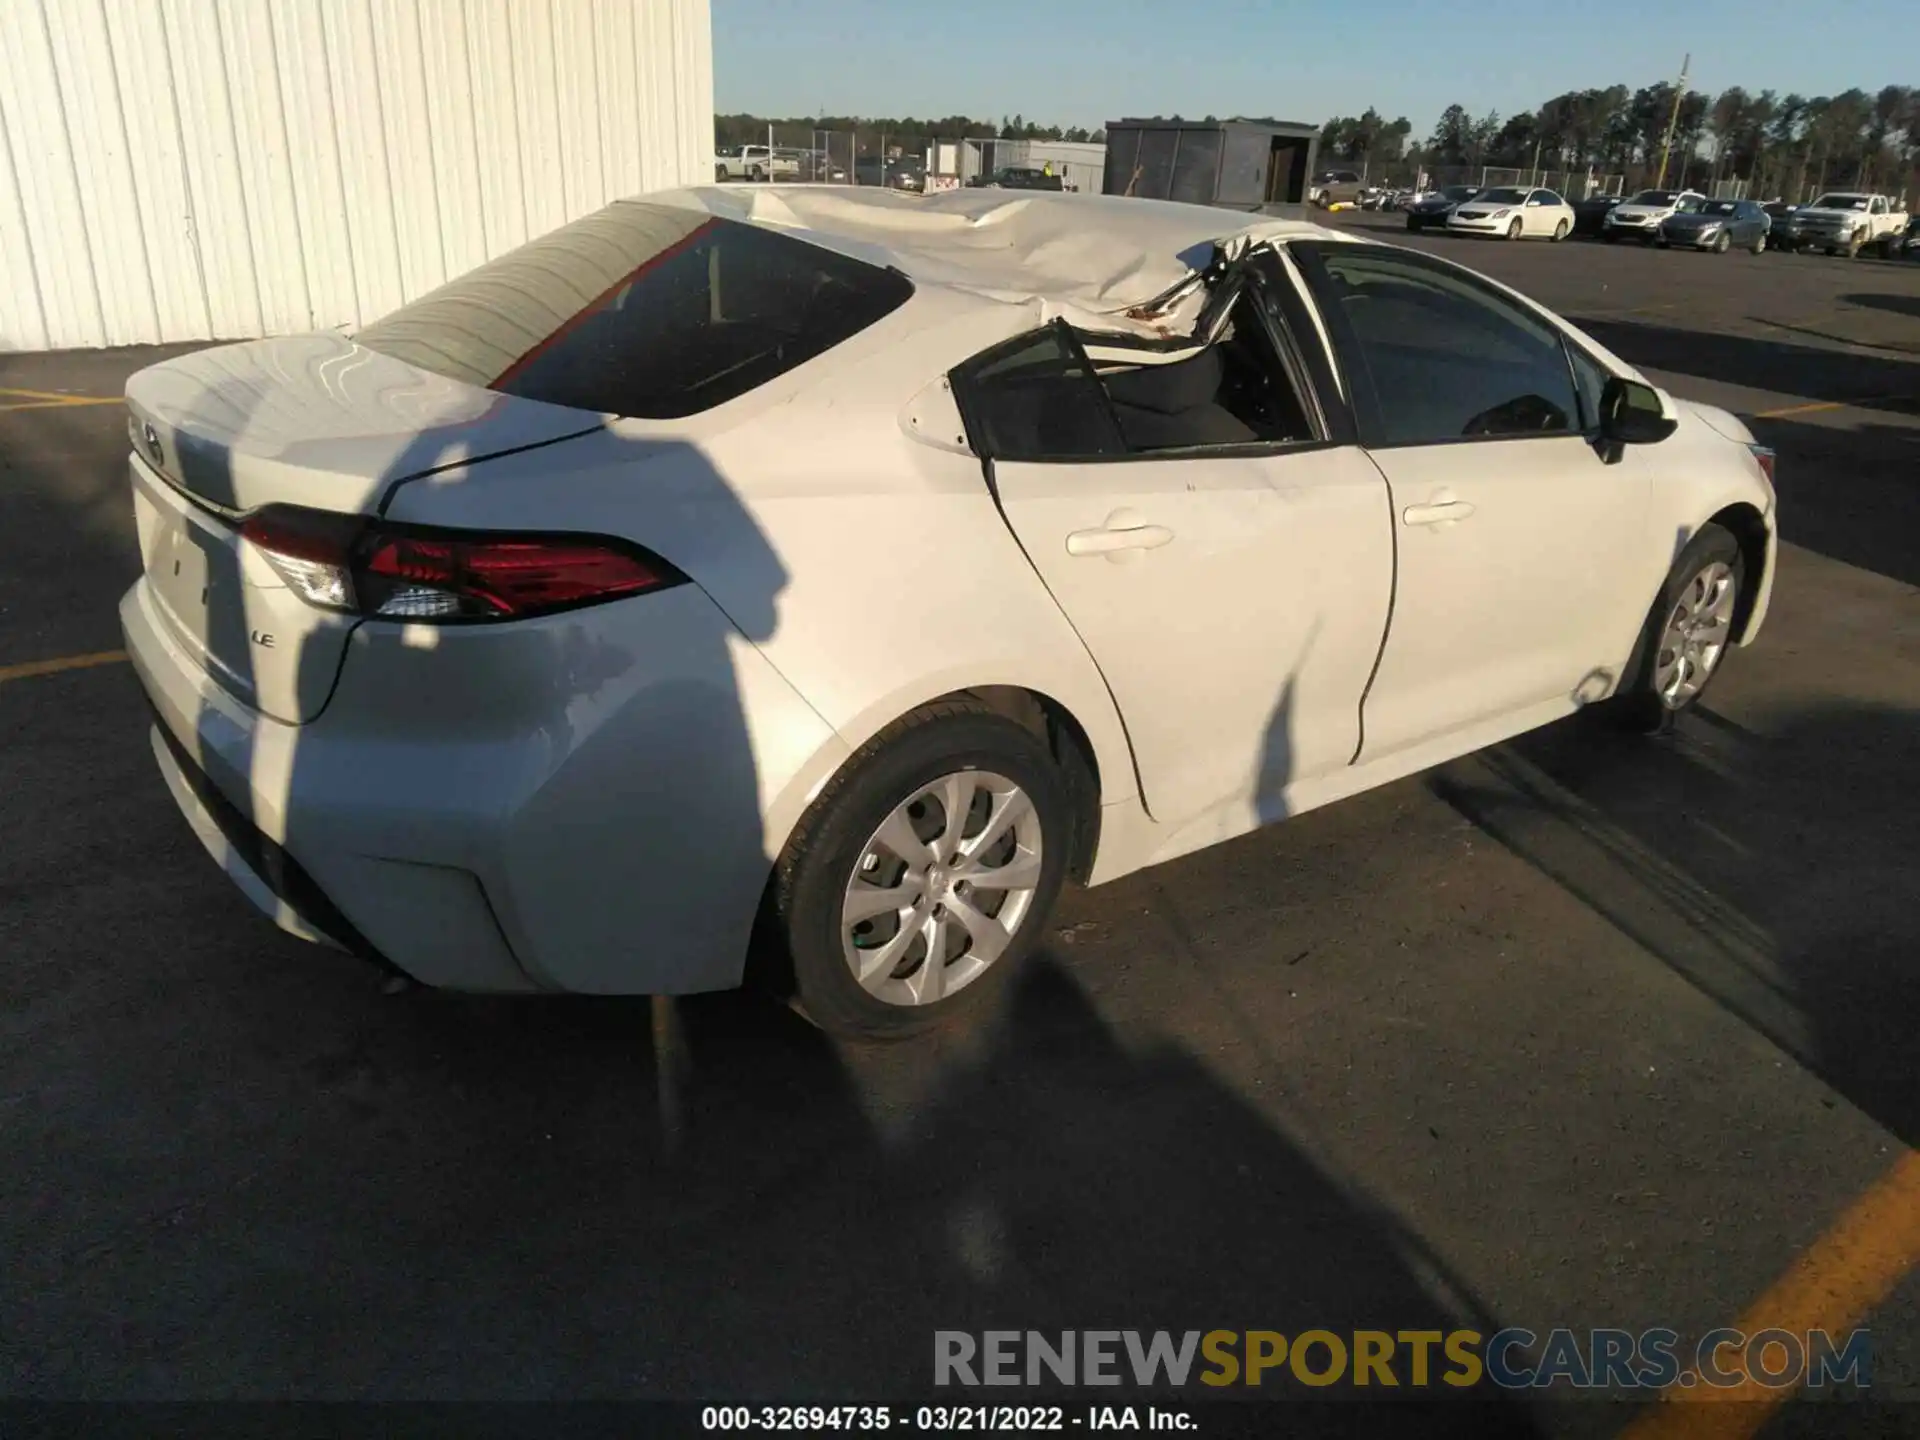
[122,569,844,996]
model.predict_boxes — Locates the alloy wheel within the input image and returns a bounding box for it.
[840,770,1044,1007]
[1654,561,1737,707]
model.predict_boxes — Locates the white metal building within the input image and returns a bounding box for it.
[0,0,714,353]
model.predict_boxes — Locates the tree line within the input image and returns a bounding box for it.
[1320,84,1918,196]
[719,83,1919,197]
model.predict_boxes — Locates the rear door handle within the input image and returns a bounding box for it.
[1403,499,1476,527]
[1066,509,1175,559]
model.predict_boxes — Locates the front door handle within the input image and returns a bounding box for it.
[1403,498,1477,527]
[1066,509,1175,559]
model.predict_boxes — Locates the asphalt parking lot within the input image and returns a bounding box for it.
[4,220,1919,1434]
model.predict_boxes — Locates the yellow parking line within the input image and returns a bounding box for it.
[1753,399,1848,419]
[0,386,123,407]
[0,398,120,413]
[0,649,129,685]
[1618,1149,1920,1440]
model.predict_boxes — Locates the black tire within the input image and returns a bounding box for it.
[770,700,1071,1041]
[1751,233,1767,255]
[1607,523,1746,734]
[749,165,765,182]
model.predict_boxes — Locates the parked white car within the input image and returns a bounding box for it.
[1444,186,1576,240]
[1604,188,1706,243]
[120,187,1778,1040]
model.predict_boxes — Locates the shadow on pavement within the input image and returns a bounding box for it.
[1839,292,1920,321]
[1431,699,1920,1151]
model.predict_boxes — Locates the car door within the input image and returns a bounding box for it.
[955,277,1394,834]
[1290,242,1654,761]
[1522,190,1553,236]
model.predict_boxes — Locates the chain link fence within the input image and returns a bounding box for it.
[712,125,981,193]
[713,128,1110,195]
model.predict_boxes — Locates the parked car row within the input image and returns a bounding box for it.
[1404,183,1914,258]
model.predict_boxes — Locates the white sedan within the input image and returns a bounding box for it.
[1445,186,1577,241]
[121,186,1777,1040]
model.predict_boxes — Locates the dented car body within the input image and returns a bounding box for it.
[121,186,1778,1028]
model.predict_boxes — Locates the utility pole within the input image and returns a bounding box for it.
[1654,53,1690,189]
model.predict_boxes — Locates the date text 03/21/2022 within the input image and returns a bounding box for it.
[701,1405,1192,1431]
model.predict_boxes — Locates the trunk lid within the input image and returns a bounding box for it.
[124,334,604,725]
[124,333,604,516]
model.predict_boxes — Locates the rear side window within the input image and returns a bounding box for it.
[355,201,913,418]
[956,325,1126,461]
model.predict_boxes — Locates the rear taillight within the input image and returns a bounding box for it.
[1748,444,1776,484]
[239,506,685,622]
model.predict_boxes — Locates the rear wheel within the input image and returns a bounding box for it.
[714,163,728,182]
[1751,233,1767,255]
[1552,219,1569,242]
[771,701,1070,1041]
[1608,524,1745,734]
[749,164,766,182]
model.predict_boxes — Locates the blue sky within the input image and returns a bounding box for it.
[714,0,1913,136]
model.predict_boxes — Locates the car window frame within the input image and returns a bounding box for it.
[1288,240,1592,453]
[952,257,1351,467]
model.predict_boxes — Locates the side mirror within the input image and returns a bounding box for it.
[1600,376,1678,447]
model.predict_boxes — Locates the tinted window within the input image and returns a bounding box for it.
[356,202,913,419]
[1700,200,1738,216]
[1476,188,1528,205]
[1811,194,1869,210]
[1311,249,1580,447]
[1630,190,1678,205]
[958,325,1125,461]
[1535,190,1565,206]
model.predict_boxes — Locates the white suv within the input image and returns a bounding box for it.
[1604,188,1706,243]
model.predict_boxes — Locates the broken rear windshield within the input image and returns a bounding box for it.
[354,201,914,419]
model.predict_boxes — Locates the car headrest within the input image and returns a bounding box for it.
[1101,348,1224,415]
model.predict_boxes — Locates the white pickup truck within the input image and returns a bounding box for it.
[713,145,800,182]
[1791,191,1910,257]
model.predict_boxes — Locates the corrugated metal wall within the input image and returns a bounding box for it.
[0,0,713,353]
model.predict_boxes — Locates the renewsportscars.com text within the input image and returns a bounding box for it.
[933,1328,1871,1391]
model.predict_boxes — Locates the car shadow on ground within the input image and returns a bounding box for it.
[1840,292,1920,321]
[1430,698,1920,1152]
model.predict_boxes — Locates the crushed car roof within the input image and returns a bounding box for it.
[648,185,1346,323]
